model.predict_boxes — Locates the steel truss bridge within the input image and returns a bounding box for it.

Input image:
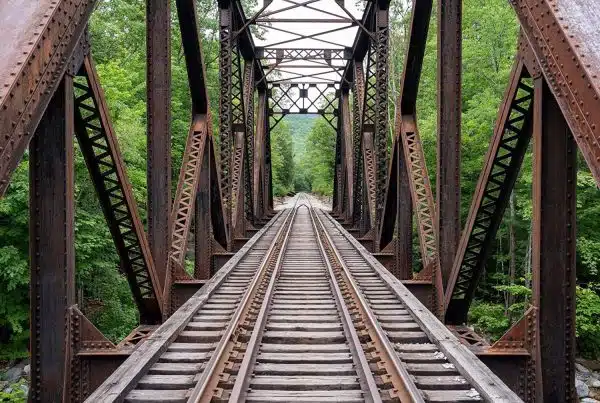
[0,0,598,401]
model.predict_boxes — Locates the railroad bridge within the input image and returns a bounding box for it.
[0,0,598,401]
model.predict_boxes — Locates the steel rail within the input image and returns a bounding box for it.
[187,198,301,402]
[306,202,382,403]
[318,209,523,402]
[84,208,286,402]
[309,200,426,403]
[228,197,307,401]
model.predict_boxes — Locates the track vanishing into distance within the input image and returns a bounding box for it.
[88,195,521,403]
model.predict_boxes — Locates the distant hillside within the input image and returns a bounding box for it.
[282,114,318,160]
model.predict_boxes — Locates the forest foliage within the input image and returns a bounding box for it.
[0,0,599,361]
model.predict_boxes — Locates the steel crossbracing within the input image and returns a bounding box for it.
[88,198,520,403]
[1,0,600,400]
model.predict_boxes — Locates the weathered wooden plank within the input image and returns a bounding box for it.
[422,389,482,402]
[246,390,364,403]
[256,352,352,363]
[250,375,360,390]
[262,331,347,343]
[159,352,210,363]
[413,375,470,390]
[149,363,204,375]
[125,389,188,403]
[253,363,356,375]
[259,344,350,353]
[137,375,195,389]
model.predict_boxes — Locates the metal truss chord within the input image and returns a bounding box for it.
[445,60,534,324]
[74,57,163,323]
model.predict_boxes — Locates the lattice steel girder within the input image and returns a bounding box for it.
[268,82,339,130]
[377,0,431,255]
[0,0,96,196]
[351,62,365,228]
[74,57,163,322]
[360,3,389,238]
[444,58,535,324]
[399,116,443,315]
[243,61,255,225]
[437,0,461,286]
[257,47,352,61]
[171,0,228,286]
[169,117,209,272]
[147,0,172,290]
[512,0,600,186]
[531,78,577,403]
[341,0,391,87]
[219,3,235,243]
[29,75,76,402]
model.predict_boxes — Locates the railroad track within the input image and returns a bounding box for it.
[88,195,521,403]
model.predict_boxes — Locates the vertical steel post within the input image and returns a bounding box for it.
[352,61,365,229]
[219,2,234,244]
[341,89,354,221]
[195,145,212,280]
[531,79,576,402]
[243,62,255,225]
[437,0,461,287]
[254,89,267,220]
[397,138,413,279]
[374,5,389,239]
[147,0,171,288]
[29,77,75,401]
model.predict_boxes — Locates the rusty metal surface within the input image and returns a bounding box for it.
[146,0,172,291]
[513,0,600,185]
[74,57,163,322]
[444,59,535,324]
[436,0,461,287]
[0,0,96,196]
[29,76,75,402]
[531,78,577,403]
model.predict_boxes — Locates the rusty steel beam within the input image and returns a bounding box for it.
[146,0,172,290]
[243,61,255,225]
[74,57,163,323]
[437,0,461,286]
[340,89,354,221]
[359,4,389,240]
[253,89,268,221]
[388,0,443,313]
[531,78,577,403]
[257,47,352,61]
[513,0,600,185]
[219,0,253,243]
[352,61,365,228]
[0,0,96,196]
[379,135,413,280]
[162,0,229,311]
[332,111,342,215]
[29,76,76,402]
[444,57,535,324]
[194,141,214,280]
[168,117,208,275]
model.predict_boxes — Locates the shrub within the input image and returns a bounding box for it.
[576,285,600,359]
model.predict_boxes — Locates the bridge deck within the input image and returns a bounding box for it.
[87,196,519,403]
